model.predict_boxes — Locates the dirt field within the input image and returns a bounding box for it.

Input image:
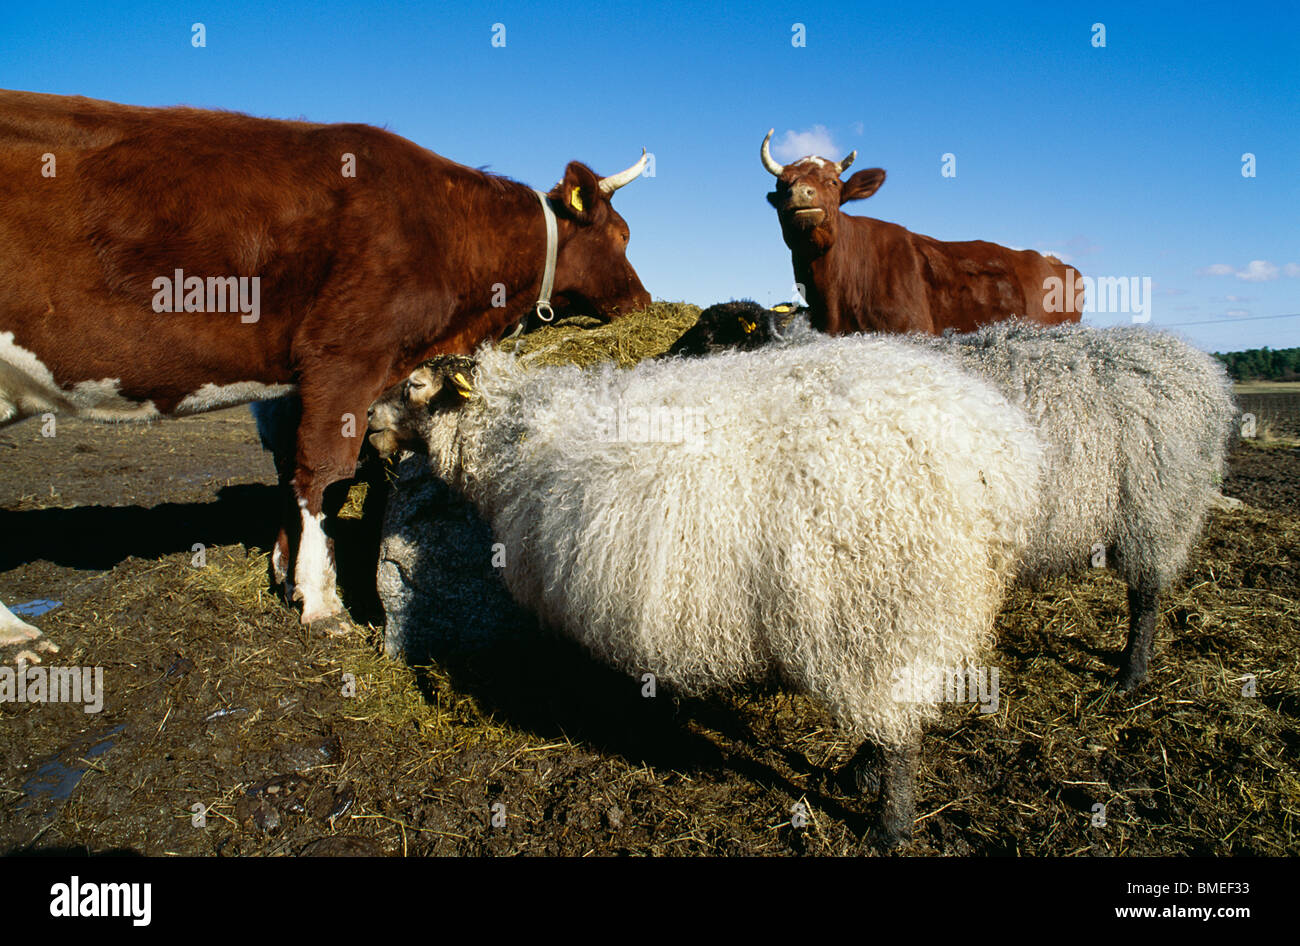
[1,395,1297,856]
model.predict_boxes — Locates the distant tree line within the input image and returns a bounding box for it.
[1213,346,1300,381]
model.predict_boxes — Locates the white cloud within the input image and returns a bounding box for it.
[1238,260,1279,282]
[1198,260,1300,281]
[1225,309,1250,317]
[771,125,840,162]
[1223,294,1250,302]
[851,121,864,136]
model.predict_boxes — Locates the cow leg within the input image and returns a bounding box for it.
[289,373,385,629]
[250,396,302,599]
[1117,581,1161,692]
[292,495,344,627]
[0,599,58,666]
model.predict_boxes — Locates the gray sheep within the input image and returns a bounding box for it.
[668,303,1238,690]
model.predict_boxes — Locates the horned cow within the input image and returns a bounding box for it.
[0,88,651,661]
[760,130,1083,335]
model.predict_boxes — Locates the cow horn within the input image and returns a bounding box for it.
[761,129,785,177]
[598,148,648,195]
[836,150,857,175]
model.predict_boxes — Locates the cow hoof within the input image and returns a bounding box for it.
[273,581,298,612]
[305,613,355,638]
[0,618,43,647]
[2,636,59,669]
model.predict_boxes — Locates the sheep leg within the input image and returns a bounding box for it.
[872,735,921,849]
[1117,582,1160,692]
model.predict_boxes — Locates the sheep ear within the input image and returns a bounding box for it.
[449,370,474,399]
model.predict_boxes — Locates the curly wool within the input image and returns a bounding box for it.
[731,312,1238,590]
[421,335,1044,747]
[909,321,1238,590]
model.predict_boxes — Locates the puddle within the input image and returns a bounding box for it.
[19,724,126,811]
[10,599,62,618]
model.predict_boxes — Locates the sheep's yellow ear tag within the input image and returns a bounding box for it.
[451,372,474,398]
[771,304,793,313]
[569,186,584,212]
[740,318,757,334]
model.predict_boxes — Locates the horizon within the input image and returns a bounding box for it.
[2,0,1296,352]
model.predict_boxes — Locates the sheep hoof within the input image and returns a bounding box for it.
[868,818,912,852]
[1115,670,1145,694]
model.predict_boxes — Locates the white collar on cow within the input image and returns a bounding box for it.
[533,189,558,323]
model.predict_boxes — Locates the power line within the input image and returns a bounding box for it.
[1085,312,1300,328]
[1159,312,1300,328]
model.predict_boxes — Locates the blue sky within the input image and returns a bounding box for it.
[2,0,1296,352]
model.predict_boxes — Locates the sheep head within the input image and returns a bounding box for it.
[367,354,478,459]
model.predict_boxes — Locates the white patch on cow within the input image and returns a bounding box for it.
[1,332,295,426]
[69,379,163,421]
[0,331,161,425]
[293,500,343,623]
[271,543,288,584]
[174,382,296,416]
[794,156,827,168]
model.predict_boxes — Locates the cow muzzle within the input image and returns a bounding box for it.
[784,205,826,229]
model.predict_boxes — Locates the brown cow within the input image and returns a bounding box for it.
[760,130,1082,335]
[0,89,650,661]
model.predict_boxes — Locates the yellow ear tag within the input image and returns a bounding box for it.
[451,372,473,398]
[740,318,757,334]
[771,304,793,313]
[569,186,584,212]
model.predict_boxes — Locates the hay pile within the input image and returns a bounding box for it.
[499,302,700,367]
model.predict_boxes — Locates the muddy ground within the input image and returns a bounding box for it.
[1,395,1297,857]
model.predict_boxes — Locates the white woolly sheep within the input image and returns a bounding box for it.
[368,336,1045,845]
[669,303,1238,690]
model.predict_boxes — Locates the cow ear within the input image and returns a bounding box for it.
[552,162,601,224]
[840,168,886,204]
